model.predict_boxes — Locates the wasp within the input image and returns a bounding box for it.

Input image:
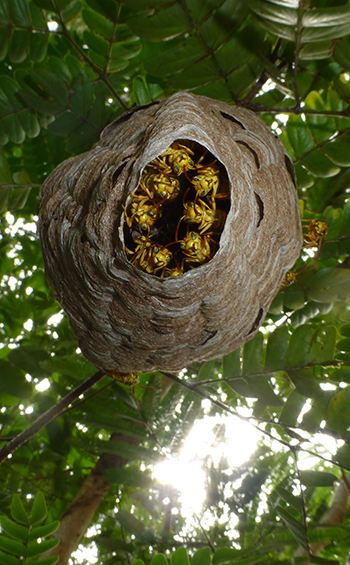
[179,231,217,264]
[156,141,196,176]
[191,164,230,210]
[141,168,180,201]
[162,264,184,277]
[127,235,173,274]
[280,271,305,289]
[303,218,328,248]
[124,193,162,232]
[109,371,140,386]
[180,200,227,234]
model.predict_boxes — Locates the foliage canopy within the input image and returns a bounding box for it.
[1,0,350,564]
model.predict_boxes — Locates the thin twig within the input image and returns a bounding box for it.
[0,370,105,465]
[194,513,216,553]
[243,103,350,117]
[177,0,240,105]
[0,184,42,189]
[162,372,350,472]
[293,125,350,164]
[52,1,128,111]
[293,0,304,108]
[292,447,312,557]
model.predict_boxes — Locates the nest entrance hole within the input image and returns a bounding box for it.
[123,139,231,277]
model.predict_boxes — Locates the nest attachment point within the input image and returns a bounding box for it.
[38,92,302,375]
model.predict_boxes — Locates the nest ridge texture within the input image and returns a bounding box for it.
[38,92,302,373]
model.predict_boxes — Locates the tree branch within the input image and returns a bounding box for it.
[0,370,105,465]
[52,1,128,111]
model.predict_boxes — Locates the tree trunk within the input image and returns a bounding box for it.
[46,434,139,565]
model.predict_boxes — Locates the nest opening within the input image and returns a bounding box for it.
[123,139,231,277]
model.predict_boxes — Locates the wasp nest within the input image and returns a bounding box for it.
[38,92,302,374]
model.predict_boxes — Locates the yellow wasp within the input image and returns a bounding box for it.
[280,271,305,289]
[191,163,230,210]
[303,218,328,249]
[162,264,184,277]
[180,200,227,234]
[124,193,162,232]
[179,231,216,264]
[127,235,173,274]
[155,141,196,175]
[140,168,180,201]
[108,371,139,386]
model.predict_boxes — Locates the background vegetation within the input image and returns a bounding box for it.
[1,0,350,564]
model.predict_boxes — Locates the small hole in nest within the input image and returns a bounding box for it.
[112,162,128,185]
[235,140,260,169]
[248,307,264,335]
[220,111,246,130]
[284,154,297,187]
[254,192,264,228]
[123,140,231,277]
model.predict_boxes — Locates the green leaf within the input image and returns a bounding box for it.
[299,40,333,60]
[0,148,12,212]
[308,325,337,364]
[288,367,322,398]
[62,0,81,22]
[10,497,29,526]
[275,486,302,513]
[242,332,264,374]
[10,0,31,27]
[19,110,40,138]
[335,442,350,469]
[339,323,350,337]
[247,376,283,406]
[9,30,30,63]
[151,555,168,565]
[31,66,69,107]
[264,326,289,371]
[32,557,59,565]
[337,338,350,352]
[0,548,22,565]
[307,267,350,303]
[276,506,308,549]
[132,76,151,106]
[0,536,25,557]
[287,114,314,158]
[192,547,211,565]
[279,390,306,427]
[301,393,331,432]
[2,115,25,145]
[82,8,114,40]
[27,537,60,557]
[198,359,216,381]
[171,548,191,565]
[116,509,145,536]
[301,151,341,178]
[0,28,10,61]
[127,5,189,41]
[222,348,241,378]
[299,470,337,487]
[285,325,313,368]
[322,138,350,167]
[325,387,350,436]
[29,521,60,541]
[30,32,48,62]
[0,517,28,543]
[48,111,83,137]
[304,91,336,144]
[29,492,47,525]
